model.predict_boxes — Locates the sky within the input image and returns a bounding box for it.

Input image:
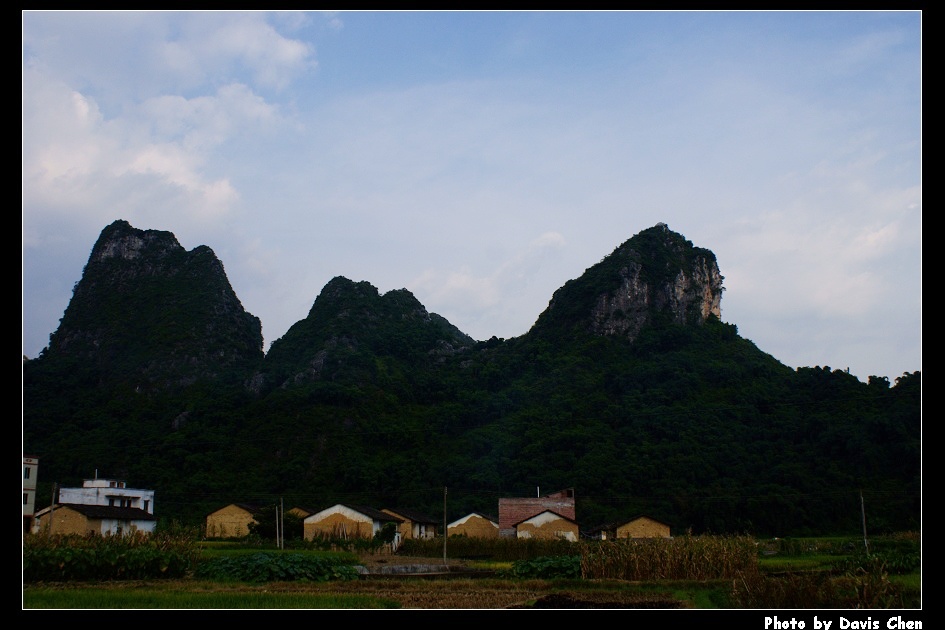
[22,10,921,384]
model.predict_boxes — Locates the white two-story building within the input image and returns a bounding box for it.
[58,474,155,514]
[32,472,157,536]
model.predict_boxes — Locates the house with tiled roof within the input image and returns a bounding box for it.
[498,488,576,538]
[303,504,403,543]
[615,515,671,539]
[205,503,266,539]
[32,503,156,536]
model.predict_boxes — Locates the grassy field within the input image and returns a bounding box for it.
[22,575,714,609]
[22,534,920,609]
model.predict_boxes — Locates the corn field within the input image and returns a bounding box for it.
[579,535,759,580]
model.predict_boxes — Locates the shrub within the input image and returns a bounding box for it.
[193,552,359,582]
[23,531,200,582]
[503,555,582,579]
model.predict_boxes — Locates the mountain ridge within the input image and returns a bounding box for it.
[22,219,921,536]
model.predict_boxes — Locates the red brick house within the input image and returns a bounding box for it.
[498,488,575,538]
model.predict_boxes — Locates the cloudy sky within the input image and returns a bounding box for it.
[22,11,921,383]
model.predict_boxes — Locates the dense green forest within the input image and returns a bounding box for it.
[22,221,921,537]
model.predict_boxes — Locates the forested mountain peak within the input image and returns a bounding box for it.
[37,219,263,391]
[257,275,475,393]
[22,219,920,536]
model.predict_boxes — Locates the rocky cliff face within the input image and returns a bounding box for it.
[44,219,264,390]
[531,223,723,342]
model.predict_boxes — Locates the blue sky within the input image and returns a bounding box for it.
[22,10,921,383]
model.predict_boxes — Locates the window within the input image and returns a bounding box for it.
[23,493,28,505]
[144,500,150,512]
[24,467,31,480]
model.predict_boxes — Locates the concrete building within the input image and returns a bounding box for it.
[57,473,155,515]
[31,472,158,536]
[23,455,39,534]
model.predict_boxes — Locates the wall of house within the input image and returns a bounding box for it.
[498,493,575,538]
[448,514,499,538]
[304,509,375,540]
[415,523,436,539]
[98,517,155,535]
[37,506,93,536]
[381,510,415,540]
[381,510,437,540]
[616,517,671,539]
[23,456,38,533]
[206,505,256,538]
[515,512,579,542]
[397,520,416,540]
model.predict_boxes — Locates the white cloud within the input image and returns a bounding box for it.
[408,231,567,340]
[23,68,239,225]
[192,14,314,90]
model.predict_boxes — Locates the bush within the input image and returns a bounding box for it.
[503,555,582,579]
[193,552,359,582]
[23,531,200,582]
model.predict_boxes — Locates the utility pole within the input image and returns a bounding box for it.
[48,482,57,534]
[275,501,281,549]
[860,490,870,555]
[280,497,285,550]
[443,486,447,566]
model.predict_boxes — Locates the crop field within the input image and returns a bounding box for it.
[22,532,920,609]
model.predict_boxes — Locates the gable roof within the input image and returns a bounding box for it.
[512,509,577,528]
[448,511,499,528]
[288,506,318,516]
[618,514,670,527]
[56,503,157,521]
[336,504,403,523]
[469,511,499,524]
[382,507,439,524]
[207,502,266,517]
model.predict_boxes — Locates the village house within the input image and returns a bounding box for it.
[205,503,266,538]
[304,504,403,545]
[31,473,157,536]
[23,455,38,534]
[57,474,155,514]
[616,515,672,539]
[32,503,156,536]
[498,488,576,538]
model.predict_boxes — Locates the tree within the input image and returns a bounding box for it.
[247,504,304,542]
